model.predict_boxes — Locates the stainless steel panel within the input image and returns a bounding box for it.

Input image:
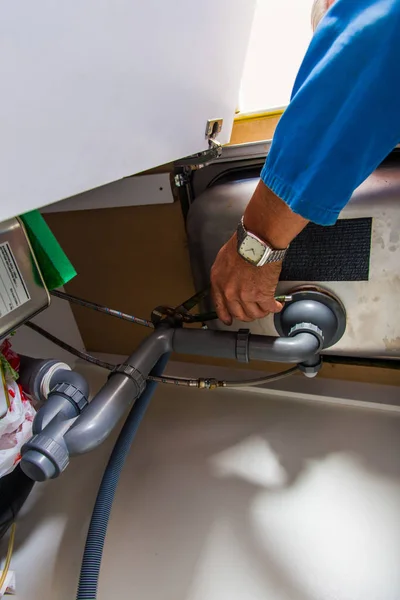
[0,218,50,339]
[187,160,400,357]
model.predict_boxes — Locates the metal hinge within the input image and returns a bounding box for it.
[174,118,223,171]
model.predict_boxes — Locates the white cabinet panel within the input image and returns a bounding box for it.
[0,0,256,221]
[41,174,174,212]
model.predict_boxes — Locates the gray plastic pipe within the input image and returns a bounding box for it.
[21,324,321,480]
[66,327,319,454]
[172,329,320,363]
[65,328,173,455]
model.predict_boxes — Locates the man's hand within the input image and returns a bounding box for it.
[211,181,308,325]
[211,236,282,325]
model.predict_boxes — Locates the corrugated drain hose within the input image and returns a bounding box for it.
[76,353,170,600]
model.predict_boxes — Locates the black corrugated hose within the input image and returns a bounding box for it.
[76,353,170,600]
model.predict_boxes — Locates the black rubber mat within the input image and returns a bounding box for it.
[280,217,372,282]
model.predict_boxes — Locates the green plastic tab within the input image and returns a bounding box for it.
[20,210,77,291]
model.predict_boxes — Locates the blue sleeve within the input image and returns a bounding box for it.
[261,0,400,225]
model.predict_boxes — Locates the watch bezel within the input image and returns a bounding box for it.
[239,231,273,266]
[237,217,288,267]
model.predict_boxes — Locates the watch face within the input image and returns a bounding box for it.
[239,234,266,265]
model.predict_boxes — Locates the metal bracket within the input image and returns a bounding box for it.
[205,118,223,139]
[174,118,223,170]
[174,169,192,188]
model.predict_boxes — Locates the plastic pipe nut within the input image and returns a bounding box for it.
[21,434,69,481]
[113,364,147,396]
[289,322,324,350]
[236,329,250,363]
[51,382,88,412]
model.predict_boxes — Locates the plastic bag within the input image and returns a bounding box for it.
[0,339,20,381]
[0,379,35,478]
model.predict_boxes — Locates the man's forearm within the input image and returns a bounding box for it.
[243,181,308,249]
[210,181,309,325]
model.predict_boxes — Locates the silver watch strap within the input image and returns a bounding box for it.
[236,218,247,248]
[263,247,287,264]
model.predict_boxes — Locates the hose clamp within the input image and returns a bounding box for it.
[236,329,250,363]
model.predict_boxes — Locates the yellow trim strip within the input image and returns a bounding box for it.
[0,522,16,593]
[1,364,10,409]
[234,107,286,123]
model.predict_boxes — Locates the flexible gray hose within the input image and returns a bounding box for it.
[222,365,299,387]
[76,354,169,600]
[51,289,154,328]
[25,322,116,370]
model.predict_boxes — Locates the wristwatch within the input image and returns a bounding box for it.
[236,217,288,267]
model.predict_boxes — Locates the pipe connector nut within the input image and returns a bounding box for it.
[198,378,220,390]
[236,329,250,363]
[113,364,147,396]
[22,433,69,479]
[289,322,324,350]
[51,381,88,412]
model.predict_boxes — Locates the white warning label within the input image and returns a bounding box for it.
[0,242,30,317]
